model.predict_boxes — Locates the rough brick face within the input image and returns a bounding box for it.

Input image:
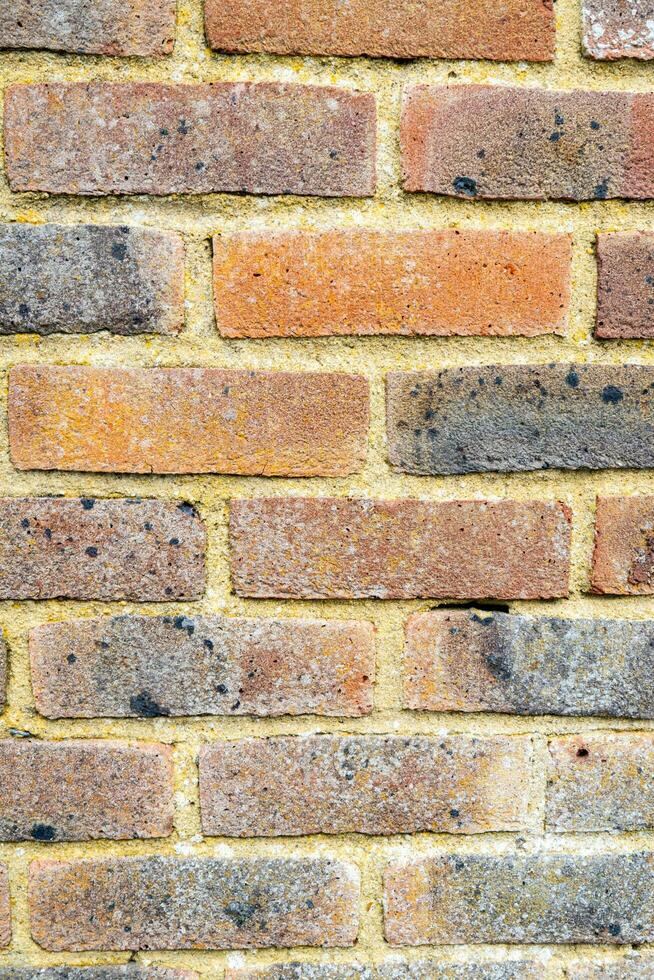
[29,614,374,719]
[5,83,376,198]
[226,963,542,979]
[568,960,654,979]
[0,867,9,948]
[213,231,571,339]
[9,366,369,477]
[0,0,176,56]
[0,633,6,716]
[28,857,359,951]
[229,498,571,600]
[205,0,555,60]
[401,86,654,200]
[199,735,532,837]
[0,225,184,336]
[547,734,654,832]
[0,497,205,601]
[0,740,172,842]
[387,365,654,475]
[384,854,654,945]
[591,496,654,594]
[405,609,654,719]
[0,972,196,980]
[583,0,654,59]
[596,233,654,338]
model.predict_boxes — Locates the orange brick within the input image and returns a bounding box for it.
[213,231,571,339]
[9,366,369,477]
[591,496,654,595]
[204,0,555,61]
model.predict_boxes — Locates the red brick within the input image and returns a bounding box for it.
[547,734,654,832]
[591,496,654,595]
[401,86,654,201]
[213,230,571,339]
[199,734,532,836]
[0,866,9,948]
[0,740,172,842]
[229,498,571,600]
[583,0,654,59]
[9,366,369,477]
[29,614,375,719]
[384,854,654,944]
[596,233,654,338]
[0,0,176,55]
[5,83,376,198]
[205,0,554,61]
[29,857,360,951]
[0,497,205,601]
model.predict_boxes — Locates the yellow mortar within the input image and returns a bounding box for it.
[0,0,653,975]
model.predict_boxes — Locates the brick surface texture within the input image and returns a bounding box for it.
[205,0,555,61]
[2,0,654,976]
[213,231,571,338]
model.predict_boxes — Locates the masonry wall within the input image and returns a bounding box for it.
[0,0,654,978]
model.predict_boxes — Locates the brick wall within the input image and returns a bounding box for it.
[0,0,653,977]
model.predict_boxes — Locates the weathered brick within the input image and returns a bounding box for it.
[568,959,654,979]
[9,366,369,478]
[405,609,654,719]
[0,866,9,948]
[0,971,196,980]
[29,857,359,951]
[226,962,542,979]
[387,365,654,475]
[384,854,654,945]
[547,734,654,832]
[229,498,571,600]
[29,614,374,719]
[199,735,532,837]
[0,740,172,842]
[591,496,654,595]
[0,0,176,55]
[401,86,654,200]
[0,632,7,716]
[213,231,571,339]
[0,497,205,601]
[5,83,376,198]
[596,233,654,339]
[205,0,554,60]
[0,225,184,336]
[583,0,654,59]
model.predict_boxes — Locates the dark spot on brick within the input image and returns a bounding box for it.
[178,119,190,135]
[216,684,228,694]
[565,370,580,388]
[577,747,589,757]
[601,385,624,404]
[590,120,600,130]
[86,546,98,558]
[204,639,214,651]
[477,149,486,159]
[178,501,197,517]
[81,498,95,510]
[595,178,610,199]
[67,653,77,664]
[129,690,170,717]
[450,808,460,818]
[549,131,561,142]
[224,901,257,928]
[453,176,478,197]
[609,923,621,936]
[19,303,30,319]
[169,537,180,547]
[111,243,128,261]
[31,823,56,841]
[20,518,29,529]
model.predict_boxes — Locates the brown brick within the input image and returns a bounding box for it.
[5,83,376,198]
[596,233,654,338]
[29,857,359,951]
[401,86,654,201]
[568,959,654,979]
[226,962,542,979]
[387,365,654,475]
[591,496,654,595]
[583,0,654,59]
[9,366,369,477]
[229,498,571,600]
[0,225,184,336]
[0,740,172,842]
[384,854,654,945]
[29,614,374,719]
[0,0,176,56]
[199,735,532,837]
[0,866,9,948]
[0,497,205,601]
[0,971,197,980]
[405,609,654,719]
[213,230,571,339]
[547,734,654,832]
[205,0,554,60]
